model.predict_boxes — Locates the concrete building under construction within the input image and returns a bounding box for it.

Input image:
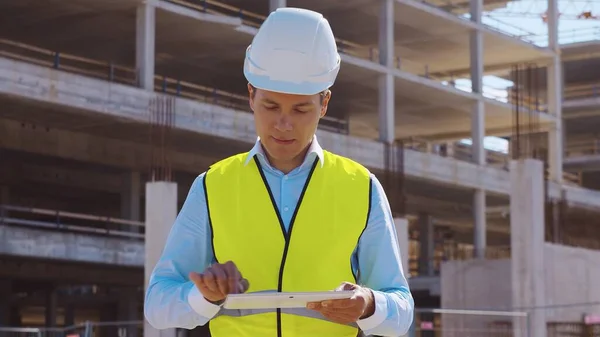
[1,0,600,336]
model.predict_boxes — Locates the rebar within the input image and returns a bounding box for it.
[148,95,174,182]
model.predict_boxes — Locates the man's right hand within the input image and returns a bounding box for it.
[189,261,250,304]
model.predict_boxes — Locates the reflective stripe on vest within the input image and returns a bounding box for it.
[204,150,372,337]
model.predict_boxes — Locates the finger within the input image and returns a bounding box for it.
[322,298,356,309]
[306,301,323,310]
[223,261,241,294]
[202,269,220,294]
[189,272,202,285]
[238,278,250,293]
[211,266,230,296]
[320,309,359,324]
[195,275,217,297]
[335,282,357,292]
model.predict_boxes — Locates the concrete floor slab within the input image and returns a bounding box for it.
[2,54,600,210]
[0,55,512,195]
[160,0,552,76]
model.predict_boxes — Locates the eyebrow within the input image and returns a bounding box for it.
[261,98,314,107]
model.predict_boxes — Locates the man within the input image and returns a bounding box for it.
[144,7,414,337]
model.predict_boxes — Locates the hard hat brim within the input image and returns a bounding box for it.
[244,69,335,96]
[243,47,340,96]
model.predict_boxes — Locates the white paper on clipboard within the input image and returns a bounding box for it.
[223,290,355,310]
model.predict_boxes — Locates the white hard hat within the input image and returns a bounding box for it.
[243,7,341,95]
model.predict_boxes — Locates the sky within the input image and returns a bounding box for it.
[454,0,600,153]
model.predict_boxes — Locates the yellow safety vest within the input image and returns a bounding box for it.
[204,150,372,337]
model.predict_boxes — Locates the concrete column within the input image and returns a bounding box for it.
[0,279,11,326]
[64,304,75,326]
[469,0,487,259]
[546,0,563,184]
[121,171,141,221]
[418,213,434,276]
[0,185,8,222]
[269,0,286,10]
[394,218,410,278]
[445,142,455,157]
[378,0,395,144]
[45,288,57,327]
[509,159,546,337]
[144,181,178,337]
[472,189,486,258]
[136,1,156,91]
[469,0,484,165]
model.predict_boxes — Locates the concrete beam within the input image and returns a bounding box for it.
[0,225,144,267]
[157,0,243,25]
[0,119,215,173]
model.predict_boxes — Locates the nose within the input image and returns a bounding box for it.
[274,114,292,132]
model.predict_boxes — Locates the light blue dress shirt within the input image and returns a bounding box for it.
[145,136,414,336]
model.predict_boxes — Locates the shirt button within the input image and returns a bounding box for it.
[284,207,289,212]
[283,176,289,180]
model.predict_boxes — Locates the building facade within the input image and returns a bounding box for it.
[0,0,599,336]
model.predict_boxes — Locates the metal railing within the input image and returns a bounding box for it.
[0,204,144,239]
[0,38,349,135]
[564,81,600,101]
[565,138,600,157]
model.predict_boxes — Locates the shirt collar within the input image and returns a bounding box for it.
[244,135,325,169]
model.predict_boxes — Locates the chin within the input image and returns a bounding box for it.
[264,143,301,161]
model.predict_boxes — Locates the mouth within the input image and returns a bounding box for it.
[271,136,295,145]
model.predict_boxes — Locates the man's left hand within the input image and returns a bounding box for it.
[306,282,375,324]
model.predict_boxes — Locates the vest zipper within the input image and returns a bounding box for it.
[253,156,319,337]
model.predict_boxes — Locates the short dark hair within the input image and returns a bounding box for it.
[249,83,328,105]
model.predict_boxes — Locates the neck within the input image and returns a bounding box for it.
[262,143,311,174]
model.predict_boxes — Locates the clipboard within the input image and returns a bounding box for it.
[223,290,355,310]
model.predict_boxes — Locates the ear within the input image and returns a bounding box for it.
[320,90,332,118]
[247,83,255,111]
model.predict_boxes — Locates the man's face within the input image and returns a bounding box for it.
[248,84,330,166]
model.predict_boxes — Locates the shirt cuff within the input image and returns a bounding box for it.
[187,286,222,319]
[356,290,388,332]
